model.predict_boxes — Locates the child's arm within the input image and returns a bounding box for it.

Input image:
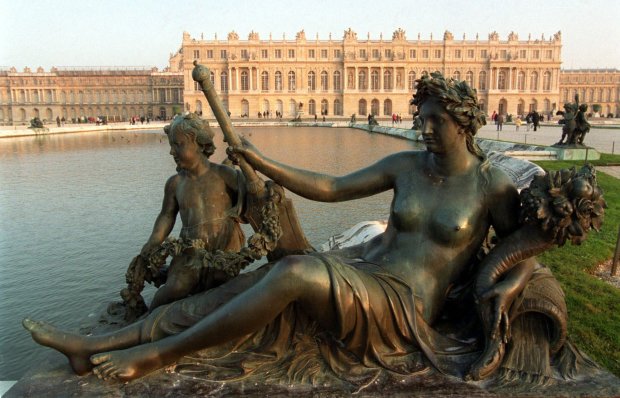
[141,176,179,256]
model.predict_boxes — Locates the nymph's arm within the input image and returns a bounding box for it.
[233,138,402,202]
[141,176,179,255]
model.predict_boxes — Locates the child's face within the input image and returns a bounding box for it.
[168,130,202,170]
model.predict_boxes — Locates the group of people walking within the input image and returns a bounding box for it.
[490,110,542,132]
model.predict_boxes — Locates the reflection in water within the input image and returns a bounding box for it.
[0,127,421,379]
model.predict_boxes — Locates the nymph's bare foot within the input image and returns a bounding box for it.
[91,344,166,382]
[22,318,93,375]
[467,337,505,381]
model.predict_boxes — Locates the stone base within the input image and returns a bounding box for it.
[549,145,601,160]
[6,353,620,397]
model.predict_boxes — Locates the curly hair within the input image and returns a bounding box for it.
[412,72,487,160]
[164,112,216,158]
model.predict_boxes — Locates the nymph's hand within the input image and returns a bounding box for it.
[478,281,520,343]
[140,242,159,259]
[227,136,263,167]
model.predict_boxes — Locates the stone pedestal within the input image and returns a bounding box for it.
[549,145,601,160]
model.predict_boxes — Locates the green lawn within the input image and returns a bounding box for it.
[533,156,620,376]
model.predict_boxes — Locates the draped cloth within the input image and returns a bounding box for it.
[137,253,575,389]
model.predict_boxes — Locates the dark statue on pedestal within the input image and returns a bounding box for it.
[20,69,615,396]
[555,94,591,146]
[28,117,44,129]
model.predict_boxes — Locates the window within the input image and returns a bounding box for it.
[308,49,315,58]
[275,71,282,91]
[434,49,441,58]
[517,71,526,90]
[333,99,342,116]
[321,49,328,58]
[519,50,526,59]
[288,49,295,58]
[480,49,487,58]
[241,49,249,59]
[321,99,328,115]
[308,71,316,91]
[320,71,329,91]
[261,71,269,91]
[207,50,213,59]
[385,49,392,58]
[545,50,553,59]
[371,99,380,115]
[409,49,417,58]
[530,72,539,91]
[359,99,367,115]
[334,49,341,58]
[193,50,200,59]
[498,71,506,89]
[241,71,249,91]
[543,71,551,91]
[308,99,316,115]
[383,70,392,90]
[371,70,379,90]
[333,71,341,91]
[359,70,367,90]
[275,49,282,58]
[465,71,474,87]
[408,71,416,90]
[288,71,296,91]
[500,50,507,59]
[261,49,268,58]
[422,49,429,58]
[372,49,380,58]
[360,49,367,58]
[220,50,227,59]
[533,50,540,59]
[467,49,474,58]
[478,71,487,90]
[453,71,461,81]
[383,99,392,116]
[454,50,461,59]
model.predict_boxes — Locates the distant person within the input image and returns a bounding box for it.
[56,116,61,127]
[514,116,522,131]
[143,113,245,310]
[496,113,504,131]
[532,111,540,131]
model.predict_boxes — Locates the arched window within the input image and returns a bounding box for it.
[289,99,297,115]
[321,99,328,115]
[261,71,269,91]
[359,99,367,115]
[408,71,416,90]
[371,99,380,115]
[210,71,215,85]
[478,71,487,91]
[543,71,551,91]
[517,99,525,116]
[371,70,380,90]
[195,100,202,115]
[46,108,53,120]
[308,99,316,115]
[333,71,341,91]
[544,99,550,112]
[359,70,367,90]
[498,71,507,90]
[466,71,474,87]
[275,71,283,91]
[517,71,526,91]
[241,99,249,116]
[288,71,296,91]
[383,70,392,90]
[452,71,461,81]
[307,71,316,91]
[276,100,283,115]
[383,99,392,115]
[320,71,329,91]
[530,72,538,91]
[262,99,270,113]
[220,71,229,92]
[333,99,342,116]
[241,71,249,91]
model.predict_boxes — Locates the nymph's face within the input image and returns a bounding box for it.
[418,98,463,154]
[168,130,201,170]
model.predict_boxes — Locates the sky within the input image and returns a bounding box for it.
[1,0,619,71]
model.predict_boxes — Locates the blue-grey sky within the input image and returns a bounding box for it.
[1,0,618,70]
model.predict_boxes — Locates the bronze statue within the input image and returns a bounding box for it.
[22,72,604,390]
[121,113,246,319]
[556,94,591,146]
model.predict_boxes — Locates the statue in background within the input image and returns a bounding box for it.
[22,71,606,394]
[556,94,591,146]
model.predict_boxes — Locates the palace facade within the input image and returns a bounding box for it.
[0,66,183,125]
[1,29,618,125]
[176,29,566,119]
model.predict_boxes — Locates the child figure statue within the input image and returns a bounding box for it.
[122,113,246,318]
